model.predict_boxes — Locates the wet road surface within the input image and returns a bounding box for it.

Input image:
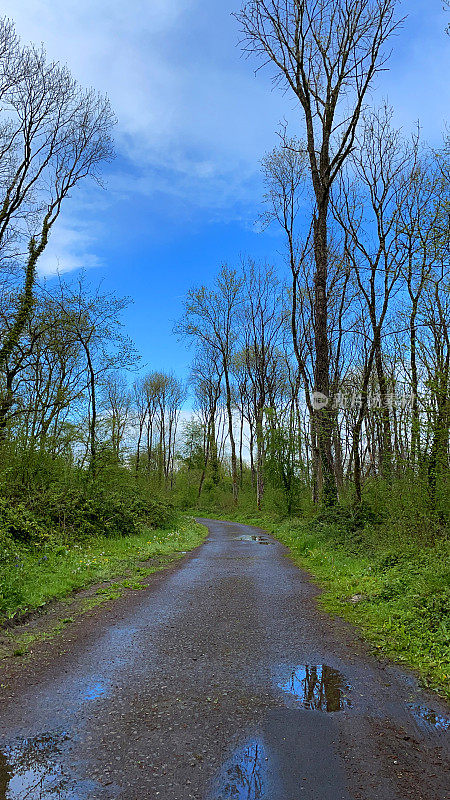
[0,519,449,799]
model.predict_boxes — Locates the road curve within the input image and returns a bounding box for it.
[0,519,448,800]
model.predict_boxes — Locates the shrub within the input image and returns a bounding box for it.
[0,483,178,551]
[0,498,48,545]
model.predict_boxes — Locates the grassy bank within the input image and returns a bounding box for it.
[0,519,206,623]
[203,508,449,701]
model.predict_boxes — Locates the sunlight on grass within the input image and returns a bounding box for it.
[0,520,206,621]
[268,517,450,701]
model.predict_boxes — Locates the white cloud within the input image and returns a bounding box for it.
[4,0,285,197]
[7,0,448,188]
[37,219,102,277]
[4,0,450,273]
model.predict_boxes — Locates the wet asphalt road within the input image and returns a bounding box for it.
[0,519,449,800]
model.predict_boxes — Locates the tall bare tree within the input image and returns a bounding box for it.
[0,18,114,384]
[176,266,243,503]
[237,0,401,505]
[50,278,137,476]
[240,260,284,509]
[334,109,412,497]
[102,372,132,462]
[132,377,148,474]
[191,346,223,496]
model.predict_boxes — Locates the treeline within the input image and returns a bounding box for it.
[0,268,183,546]
[1,2,449,551]
[173,229,449,520]
[0,18,176,554]
[170,0,450,522]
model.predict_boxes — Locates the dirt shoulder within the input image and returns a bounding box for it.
[0,548,200,664]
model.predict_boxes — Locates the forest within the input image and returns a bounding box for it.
[0,2,449,693]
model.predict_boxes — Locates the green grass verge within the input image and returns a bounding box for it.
[266,516,450,701]
[198,509,449,701]
[0,519,207,622]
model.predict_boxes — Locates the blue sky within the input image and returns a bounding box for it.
[5,0,450,383]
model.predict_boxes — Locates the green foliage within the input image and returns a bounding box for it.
[264,415,302,515]
[0,519,206,620]
[178,420,208,471]
[0,484,177,547]
[314,502,384,532]
[0,441,178,544]
[0,434,187,621]
[263,513,450,700]
[0,498,48,547]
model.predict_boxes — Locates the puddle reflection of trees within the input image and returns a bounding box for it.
[0,733,69,800]
[410,704,450,732]
[217,739,266,800]
[0,751,12,799]
[281,665,351,711]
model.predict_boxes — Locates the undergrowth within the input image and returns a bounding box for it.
[201,497,449,701]
[0,519,206,621]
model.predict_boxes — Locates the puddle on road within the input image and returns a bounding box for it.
[0,732,97,800]
[234,535,270,545]
[209,738,270,800]
[278,665,352,711]
[80,679,107,703]
[409,704,450,732]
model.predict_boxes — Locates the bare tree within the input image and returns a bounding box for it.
[141,372,163,474]
[165,375,185,488]
[0,18,114,382]
[334,109,412,497]
[419,269,450,508]
[132,377,148,474]
[176,266,243,503]
[191,346,223,496]
[101,372,132,462]
[49,277,137,477]
[141,372,185,487]
[261,138,319,496]
[239,260,285,509]
[237,0,402,505]
[396,145,449,469]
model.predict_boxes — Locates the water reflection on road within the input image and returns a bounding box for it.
[409,704,450,732]
[0,732,97,800]
[210,738,271,800]
[234,536,270,545]
[278,664,352,711]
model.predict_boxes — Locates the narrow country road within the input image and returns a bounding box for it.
[0,520,448,800]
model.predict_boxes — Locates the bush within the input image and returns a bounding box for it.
[0,482,178,553]
[131,496,178,529]
[0,498,48,546]
[314,502,384,533]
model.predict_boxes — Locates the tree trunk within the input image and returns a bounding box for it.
[210,415,220,486]
[82,343,97,479]
[136,420,144,474]
[313,202,337,506]
[333,421,344,493]
[239,409,244,488]
[410,301,420,469]
[146,417,153,472]
[0,220,50,372]
[223,364,238,504]
[374,339,392,479]
[255,407,265,511]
